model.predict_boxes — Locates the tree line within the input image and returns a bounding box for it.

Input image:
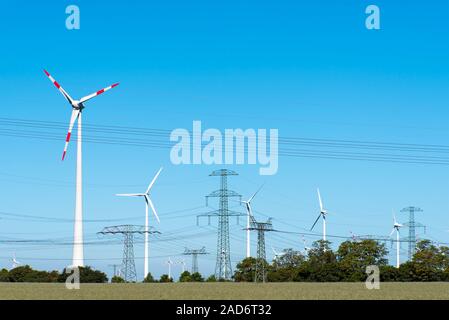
[234,239,449,282]
[1,239,448,283]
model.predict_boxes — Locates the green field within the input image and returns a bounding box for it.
[0,282,448,300]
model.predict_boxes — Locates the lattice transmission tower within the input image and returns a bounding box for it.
[183,247,208,274]
[401,207,425,260]
[248,217,274,283]
[197,169,243,280]
[98,225,158,282]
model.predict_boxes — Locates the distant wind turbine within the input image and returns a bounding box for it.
[310,188,329,241]
[116,167,163,279]
[165,257,174,279]
[11,253,21,269]
[389,210,403,268]
[241,185,264,258]
[272,247,286,260]
[301,236,311,255]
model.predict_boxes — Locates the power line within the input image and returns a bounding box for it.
[1,117,449,165]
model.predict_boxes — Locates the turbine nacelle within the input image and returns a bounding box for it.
[71,101,84,110]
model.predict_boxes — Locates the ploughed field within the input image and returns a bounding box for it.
[0,282,448,300]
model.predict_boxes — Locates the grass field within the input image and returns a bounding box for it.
[0,282,448,300]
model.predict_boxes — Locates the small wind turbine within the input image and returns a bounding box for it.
[44,70,119,267]
[241,185,264,258]
[177,259,186,273]
[272,247,286,260]
[350,230,360,242]
[310,188,328,241]
[116,167,163,279]
[11,253,21,269]
[165,257,174,279]
[301,236,311,255]
[389,211,403,268]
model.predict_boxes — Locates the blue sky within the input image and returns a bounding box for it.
[0,1,448,279]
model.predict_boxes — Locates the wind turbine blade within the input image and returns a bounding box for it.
[317,188,324,212]
[389,228,395,237]
[146,196,160,223]
[79,83,119,104]
[43,69,74,104]
[272,246,278,255]
[116,193,143,197]
[248,184,264,203]
[310,213,322,231]
[392,209,397,225]
[62,109,80,161]
[146,167,163,194]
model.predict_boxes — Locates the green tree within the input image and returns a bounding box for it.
[379,265,401,281]
[7,265,59,282]
[299,240,342,282]
[234,257,257,282]
[0,269,9,282]
[398,240,449,281]
[206,275,217,282]
[143,272,156,283]
[179,271,192,282]
[159,274,173,282]
[191,272,204,282]
[337,240,388,281]
[268,249,304,282]
[111,276,125,283]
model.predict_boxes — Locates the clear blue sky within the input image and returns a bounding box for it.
[0,1,448,279]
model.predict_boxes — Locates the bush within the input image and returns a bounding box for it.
[143,272,156,283]
[111,276,125,283]
[206,275,217,282]
[0,269,9,282]
[159,274,173,283]
[191,272,204,282]
[179,271,192,282]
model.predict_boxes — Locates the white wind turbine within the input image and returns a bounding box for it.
[11,253,21,269]
[272,247,286,260]
[165,257,174,280]
[177,259,186,273]
[310,188,328,241]
[390,211,403,268]
[44,70,119,267]
[116,167,163,279]
[242,185,264,258]
[301,236,311,255]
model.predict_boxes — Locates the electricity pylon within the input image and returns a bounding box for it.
[401,207,425,260]
[248,217,274,283]
[98,225,159,282]
[183,247,208,274]
[197,169,243,280]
